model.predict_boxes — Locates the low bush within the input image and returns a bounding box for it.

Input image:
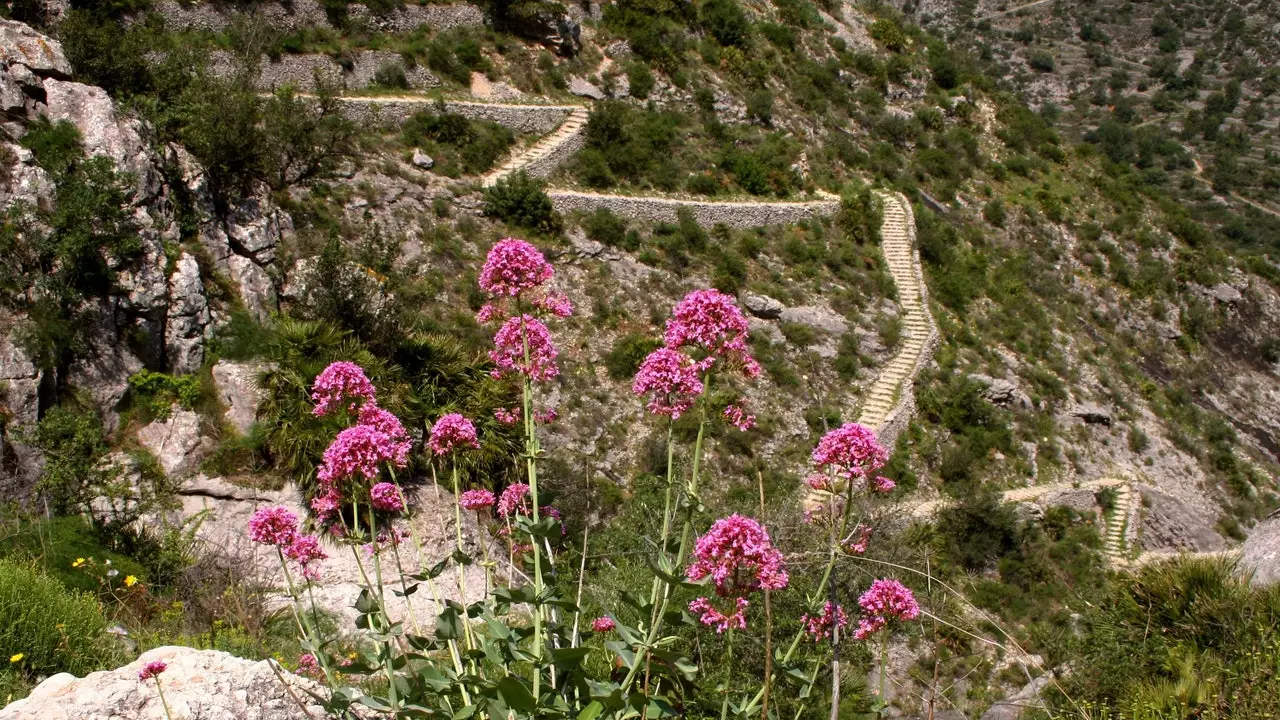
[401,109,515,177]
[482,171,561,234]
[0,559,116,684]
[604,333,663,380]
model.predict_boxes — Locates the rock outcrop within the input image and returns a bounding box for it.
[1241,514,1280,586]
[0,646,330,720]
[212,360,272,435]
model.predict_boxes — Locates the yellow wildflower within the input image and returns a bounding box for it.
[124,575,138,588]
[8,654,21,663]
[72,558,85,568]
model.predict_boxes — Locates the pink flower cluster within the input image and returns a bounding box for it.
[478,238,554,297]
[663,289,754,364]
[489,315,561,383]
[459,488,497,511]
[590,616,616,633]
[429,413,480,456]
[631,348,706,419]
[723,402,756,431]
[687,514,789,594]
[357,405,410,445]
[370,482,404,512]
[317,424,410,485]
[363,526,407,556]
[494,407,520,425]
[854,578,919,640]
[497,483,530,519]
[138,660,167,681]
[842,525,874,555]
[802,601,849,642]
[812,423,890,481]
[248,506,300,546]
[686,514,788,632]
[296,653,321,679]
[311,361,377,416]
[283,534,328,580]
[689,596,750,634]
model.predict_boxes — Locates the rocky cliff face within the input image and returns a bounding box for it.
[0,19,288,498]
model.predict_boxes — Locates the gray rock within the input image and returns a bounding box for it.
[743,293,785,319]
[969,373,1031,408]
[1071,403,1112,426]
[70,316,144,428]
[0,327,42,498]
[0,646,338,720]
[228,255,276,322]
[225,193,288,259]
[778,305,847,335]
[1136,485,1228,553]
[1209,282,1243,305]
[212,360,271,435]
[136,407,206,478]
[568,75,605,100]
[981,675,1050,720]
[412,148,434,169]
[165,253,211,374]
[1241,514,1280,587]
[41,78,158,194]
[0,19,73,78]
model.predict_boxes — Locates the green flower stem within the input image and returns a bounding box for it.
[742,470,859,717]
[879,631,889,708]
[153,679,175,720]
[720,628,735,720]
[276,547,338,689]
[450,460,479,657]
[619,377,712,698]
[365,508,400,713]
[517,308,551,702]
[644,422,677,634]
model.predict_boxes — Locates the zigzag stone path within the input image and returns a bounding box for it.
[482,106,589,186]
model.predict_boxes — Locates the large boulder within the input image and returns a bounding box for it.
[166,253,212,374]
[136,408,208,478]
[212,360,272,435]
[1241,514,1280,587]
[0,646,331,719]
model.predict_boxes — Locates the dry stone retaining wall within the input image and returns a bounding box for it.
[209,50,441,92]
[547,190,842,228]
[149,0,484,33]
[335,96,578,133]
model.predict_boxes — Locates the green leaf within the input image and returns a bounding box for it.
[551,646,592,667]
[496,676,537,712]
[578,700,605,720]
[436,606,463,640]
[605,639,637,668]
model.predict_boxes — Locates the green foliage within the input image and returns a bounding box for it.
[869,18,907,52]
[625,61,654,100]
[0,120,139,375]
[580,208,635,250]
[482,171,561,234]
[698,0,751,47]
[426,29,490,85]
[1,516,148,596]
[1027,50,1055,73]
[746,89,774,126]
[401,107,515,178]
[576,101,685,191]
[602,0,690,71]
[127,370,202,419]
[0,559,116,684]
[604,333,662,380]
[1052,558,1280,718]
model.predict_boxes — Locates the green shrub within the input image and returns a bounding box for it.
[581,207,630,248]
[127,370,202,419]
[746,89,774,126]
[869,18,907,52]
[604,334,663,380]
[625,61,655,99]
[698,0,751,47]
[1028,50,1056,73]
[401,109,514,177]
[482,171,561,233]
[372,61,410,89]
[983,197,1007,227]
[2,516,148,595]
[0,559,115,682]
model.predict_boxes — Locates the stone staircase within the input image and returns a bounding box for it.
[857,193,938,441]
[482,106,590,187]
[1102,483,1136,562]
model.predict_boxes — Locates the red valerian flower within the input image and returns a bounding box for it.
[686,514,789,594]
[311,361,377,416]
[489,315,561,383]
[631,347,705,419]
[428,413,480,456]
[248,506,299,547]
[663,289,752,361]
[812,422,890,480]
[802,601,850,642]
[689,596,749,633]
[459,489,497,511]
[370,482,405,512]
[723,402,756,431]
[138,660,167,681]
[478,238,554,298]
[590,616,616,633]
[497,483,530,518]
[854,578,920,640]
[317,424,409,485]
